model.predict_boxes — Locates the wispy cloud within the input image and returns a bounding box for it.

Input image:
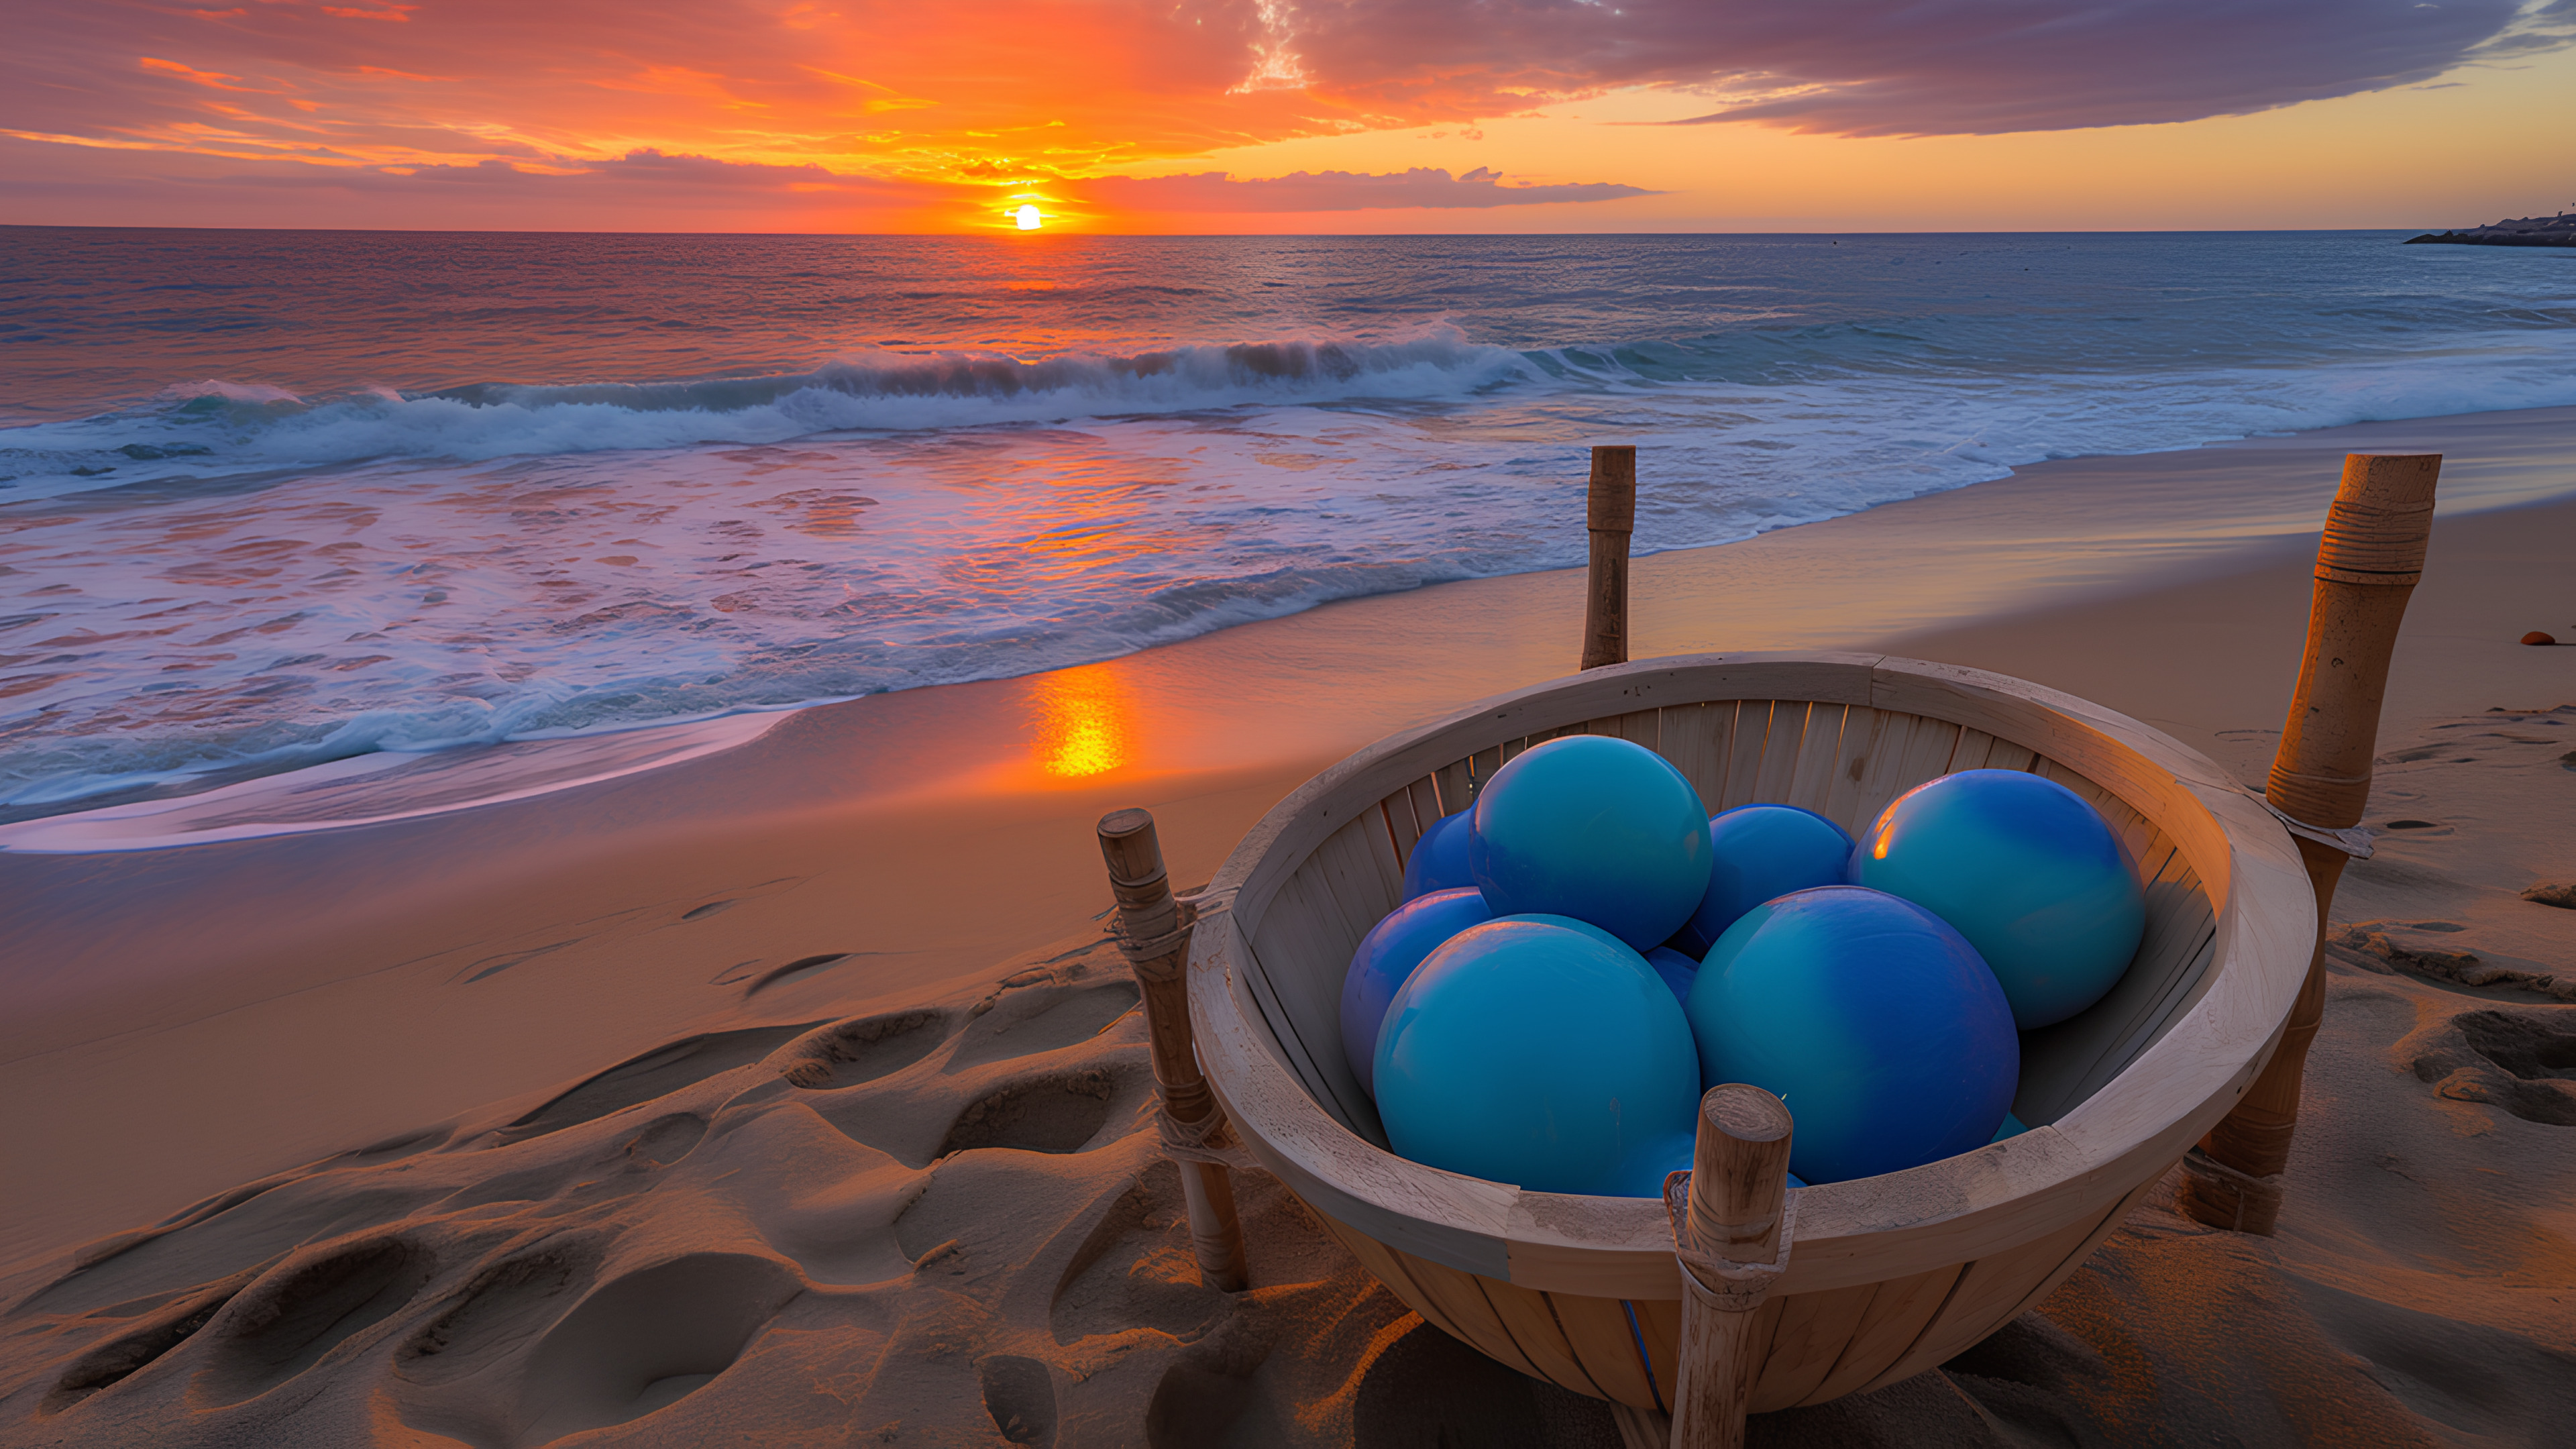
[1277,0,2553,136]
[1077,166,1652,212]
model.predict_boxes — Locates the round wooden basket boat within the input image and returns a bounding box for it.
[1185,652,2314,1414]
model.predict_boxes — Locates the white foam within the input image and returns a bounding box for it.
[0,712,783,853]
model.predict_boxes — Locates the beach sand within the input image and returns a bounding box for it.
[1,409,2570,1445]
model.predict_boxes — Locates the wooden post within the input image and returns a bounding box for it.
[1666,1085,1795,1449]
[1580,445,1638,670]
[1097,808,1251,1291]
[2178,453,2440,1235]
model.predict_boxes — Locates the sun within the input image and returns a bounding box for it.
[1013,204,1042,230]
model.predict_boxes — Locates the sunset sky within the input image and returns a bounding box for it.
[5,0,2573,233]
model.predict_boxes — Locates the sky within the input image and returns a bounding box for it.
[3,0,2572,232]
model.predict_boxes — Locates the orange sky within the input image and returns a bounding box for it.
[3,0,2571,231]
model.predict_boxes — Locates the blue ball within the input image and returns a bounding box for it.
[1684,885,2017,1185]
[1401,808,1477,900]
[1470,736,1713,950]
[1848,769,2147,1029]
[1377,918,1702,1197]
[1668,804,1857,957]
[1644,947,1699,1005]
[1341,888,1493,1097]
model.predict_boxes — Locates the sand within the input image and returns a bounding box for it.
[1,409,2571,1445]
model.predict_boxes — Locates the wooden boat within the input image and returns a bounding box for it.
[1184,652,2314,1414]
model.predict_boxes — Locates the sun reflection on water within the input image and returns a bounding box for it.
[1031,664,1134,777]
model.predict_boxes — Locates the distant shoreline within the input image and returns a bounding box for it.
[2404,213,2575,248]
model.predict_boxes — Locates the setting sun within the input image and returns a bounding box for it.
[1014,205,1042,231]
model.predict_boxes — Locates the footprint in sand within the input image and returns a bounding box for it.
[502,1252,803,1446]
[191,1234,442,1406]
[977,1352,1060,1446]
[773,1008,949,1089]
[492,1020,826,1145]
[2408,1008,2576,1125]
[0,941,1372,1448]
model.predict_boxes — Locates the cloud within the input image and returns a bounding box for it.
[1075,166,1652,212]
[3,0,2568,230]
[1277,0,2557,136]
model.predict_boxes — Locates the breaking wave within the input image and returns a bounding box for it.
[0,331,1538,500]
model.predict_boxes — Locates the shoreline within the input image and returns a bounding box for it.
[4,403,2572,1266]
[7,402,2573,846]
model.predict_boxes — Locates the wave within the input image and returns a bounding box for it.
[0,330,1540,501]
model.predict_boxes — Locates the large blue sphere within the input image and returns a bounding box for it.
[1377,918,1702,1197]
[1685,885,2017,1185]
[1340,888,1493,1097]
[1848,769,2147,1029]
[1400,808,1477,900]
[1669,804,1857,957]
[1469,736,1713,950]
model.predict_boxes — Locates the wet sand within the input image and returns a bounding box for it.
[1,406,2570,1444]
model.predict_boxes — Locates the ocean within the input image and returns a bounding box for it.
[3,227,2572,818]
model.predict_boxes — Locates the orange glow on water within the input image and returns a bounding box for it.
[1031,665,1134,778]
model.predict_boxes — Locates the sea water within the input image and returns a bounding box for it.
[3,228,2571,815]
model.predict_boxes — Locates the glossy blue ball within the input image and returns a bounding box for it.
[1685,885,2017,1185]
[1668,804,1856,957]
[1849,769,2147,1029]
[1340,888,1493,1097]
[1377,918,1702,1197]
[1400,808,1477,900]
[1469,736,1713,951]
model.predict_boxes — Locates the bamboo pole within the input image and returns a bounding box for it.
[1666,1085,1795,1449]
[1097,808,1250,1291]
[1580,445,1638,670]
[2178,453,2440,1235]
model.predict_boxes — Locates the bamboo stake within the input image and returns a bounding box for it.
[1580,445,1638,670]
[1666,1085,1795,1449]
[1097,808,1250,1291]
[2178,453,2440,1235]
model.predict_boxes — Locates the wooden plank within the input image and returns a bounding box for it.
[1405,774,1446,835]
[1984,738,2039,773]
[1656,700,1735,810]
[1322,1216,1477,1344]
[1433,757,1477,816]
[1749,1283,1876,1413]
[1748,702,1815,806]
[1379,792,1423,872]
[1547,1290,1668,1411]
[1980,1173,2163,1329]
[1793,1264,1964,1406]
[1858,1205,2121,1389]
[1629,1293,1699,1412]
[1782,703,1851,816]
[1948,727,2000,772]
[1613,707,1662,751]
[1388,1247,1552,1381]
[1482,1277,1617,1401]
[1311,812,1405,941]
[1243,879,1379,1138]
[1815,706,1890,834]
[1845,711,1931,841]
[1717,701,1779,810]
